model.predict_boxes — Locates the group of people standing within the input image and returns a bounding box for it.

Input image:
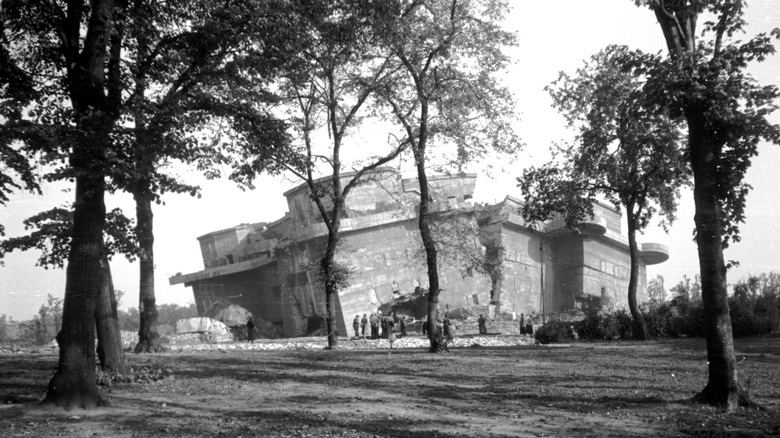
[353,311,407,343]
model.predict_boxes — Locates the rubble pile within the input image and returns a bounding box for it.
[164,335,534,352]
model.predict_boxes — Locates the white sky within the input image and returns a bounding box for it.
[2,0,779,320]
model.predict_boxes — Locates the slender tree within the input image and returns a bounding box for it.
[233,0,410,347]
[632,0,780,409]
[375,0,519,352]
[518,45,688,340]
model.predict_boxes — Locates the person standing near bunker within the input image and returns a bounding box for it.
[380,311,387,339]
[369,312,379,339]
[443,314,454,345]
[519,313,526,336]
[386,312,396,348]
[246,317,256,343]
[353,315,360,338]
[360,313,368,339]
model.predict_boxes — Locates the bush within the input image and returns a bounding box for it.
[579,313,617,341]
[534,321,573,344]
[640,296,705,338]
[729,292,774,337]
[614,310,634,340]
[643,302,675,338]
[574,310,634,341]
[538,271,780,342]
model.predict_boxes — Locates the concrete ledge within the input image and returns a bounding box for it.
[169,255,274,285]
[640,242,670,265]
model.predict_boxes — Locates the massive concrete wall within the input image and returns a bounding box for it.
[549,234,584,313]
[174,171,664,338]
[581,238,648,310]
[496,224,544,315]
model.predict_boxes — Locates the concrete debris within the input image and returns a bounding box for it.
[203,303,253,327]
[175,317,233,342]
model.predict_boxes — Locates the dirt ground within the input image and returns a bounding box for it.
[1,335,779,437]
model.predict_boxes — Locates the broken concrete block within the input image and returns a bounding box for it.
[175,317,233,342]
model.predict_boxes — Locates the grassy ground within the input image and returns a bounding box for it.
[1,336,778,437]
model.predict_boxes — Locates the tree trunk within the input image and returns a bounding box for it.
[322,228,341,348]
[649,4,741,411]
[687,111,740,411]
[133,191,161,353]
[43,170,107,409]
[626,210,648,341]
[44,0,116,410]
[413,143,444,353]
[95,257,129,374]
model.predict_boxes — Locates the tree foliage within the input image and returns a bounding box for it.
[520,45,687,231]
[0,207,137,268]
[631,1,780,247]
[647,274,668,302]
[730,272,780,336]
[17,294,65,345]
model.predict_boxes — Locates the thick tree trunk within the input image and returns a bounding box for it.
[133,192,161,353]
[96,257,129,373]
[44,0,116,410]
[43,171,107,409]
[687,112,740,411]
[649,4,741,411]
[626,212,648,341]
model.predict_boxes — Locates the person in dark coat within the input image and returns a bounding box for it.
[353,315,360,338]
[519,313,526,336]
[478,314,487,335]
[246,317,256,343]
[399,317,407,338]
[369,313,379,339]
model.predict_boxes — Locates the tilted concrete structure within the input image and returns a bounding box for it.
[169,169,669,337]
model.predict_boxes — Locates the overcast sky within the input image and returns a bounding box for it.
[2,0,779,321]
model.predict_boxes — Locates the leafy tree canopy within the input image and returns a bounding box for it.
[630,0,780,246]
[519,45,688,232]
[0,207,137,268]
